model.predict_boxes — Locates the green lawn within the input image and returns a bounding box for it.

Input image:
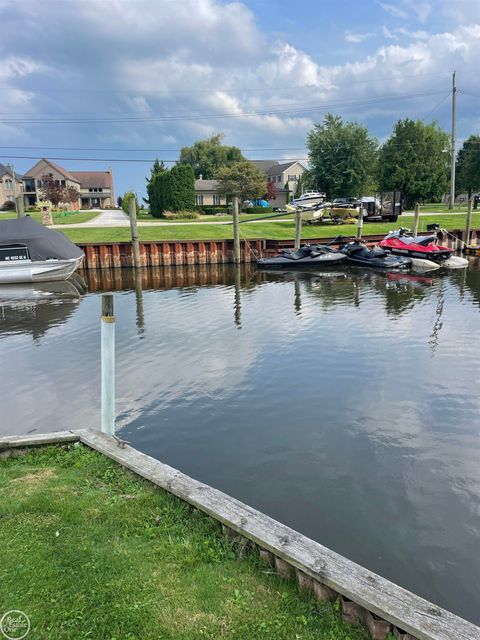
[405,203,470,214]
[0,444,369,640]
[137,211,294,223]
[0,211,99,225]
[60,213,479,244]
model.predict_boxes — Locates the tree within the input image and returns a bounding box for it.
[180,134,245,179]
[284,181,291,204]
[38,174,79,207]
[122,191,138,214]
[307,114,379,199]
[117,196,123,209]
[145,159,166,208]
[294,175,303,199]
[215,161,266,203]
[456,135,480,198]
[378,119,449,208]
[266,180,277,202]
[149,164,195,216]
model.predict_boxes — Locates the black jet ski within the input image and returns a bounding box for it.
[340,240,412,270]
[256,243,346,268]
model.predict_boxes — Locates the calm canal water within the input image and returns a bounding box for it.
[1,262,479,624]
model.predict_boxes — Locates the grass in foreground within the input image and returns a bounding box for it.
[0,444,369,640]
[136,211,294,223]
[60,213,480,244]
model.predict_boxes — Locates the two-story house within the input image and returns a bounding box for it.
[22,158,115,209]
[0,163,24,208]
[251,160,307,208]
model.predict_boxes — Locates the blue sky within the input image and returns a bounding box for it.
[1,0,480,198]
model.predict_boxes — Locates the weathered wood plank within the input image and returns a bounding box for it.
[76,428,480,640]
[0,431,80,450]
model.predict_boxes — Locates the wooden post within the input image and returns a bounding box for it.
[465,197,473,247]
[134,268,145,335]
[234,264,241,328]
[15,195,25,218]
[101,294,115,436]
[128,197,141,268]
[412,202,420,238]
[294,208,302,250]
[356,207,364,239]
[232,195,241,264]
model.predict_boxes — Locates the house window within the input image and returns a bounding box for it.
[4,179,13,190]
[213,195,221,205]
[196,195,204,206]
[277,175,281,183]
[288,175,297,182]
[61,180,66,186]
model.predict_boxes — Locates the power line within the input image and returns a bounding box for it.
[0,91,445,125]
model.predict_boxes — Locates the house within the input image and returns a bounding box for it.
[0,163,24,208]
[194,177,227,207]
[22,158,115,209]
[251,159,307,208]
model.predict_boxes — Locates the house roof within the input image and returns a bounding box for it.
[266,161,305,176]
[70,171,113,189]
[195,179,219,191]
[249,160,279,173]
[0,163,23,180]
[24,158,80,183]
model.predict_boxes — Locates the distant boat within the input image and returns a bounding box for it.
[290,191,326,207]
[0,216,84,284]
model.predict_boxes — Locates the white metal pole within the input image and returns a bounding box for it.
[356,208,364,239]
[412,202,420,237]
[101,294,115,436]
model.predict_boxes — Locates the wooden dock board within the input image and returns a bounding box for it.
[0,430,79,449]
[73,428,480,640]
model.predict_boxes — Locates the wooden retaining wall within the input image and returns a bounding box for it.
[1,429,479,640]
[77,228,480,269]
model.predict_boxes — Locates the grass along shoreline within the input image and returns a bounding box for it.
[0,444,369,640]
[59,213,479,244]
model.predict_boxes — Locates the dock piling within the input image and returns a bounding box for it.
[101,294,115,436]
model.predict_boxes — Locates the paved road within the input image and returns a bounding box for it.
[60,208,470,229]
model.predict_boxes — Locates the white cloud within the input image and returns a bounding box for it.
[345,30,374,44]
[378,2,408,19]
[382,26,399,40]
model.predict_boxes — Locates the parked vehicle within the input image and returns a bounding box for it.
[0,217,84,284]
[379,227,468,269]
[340,239,412,270]
[256,242,346,268]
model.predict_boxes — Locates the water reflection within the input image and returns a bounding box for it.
[0,275,86,341]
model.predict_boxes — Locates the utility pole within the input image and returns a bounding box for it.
[128,196,141,268]
[449,71,456,210]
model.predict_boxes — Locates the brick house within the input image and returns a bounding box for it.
[0,163,23,208]
[22,158,115,209]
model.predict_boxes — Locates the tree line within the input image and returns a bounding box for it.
[141,117,480,216]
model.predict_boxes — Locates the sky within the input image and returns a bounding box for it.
[1,0,480,198]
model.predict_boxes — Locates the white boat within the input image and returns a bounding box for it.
[0,217,84,284]
[291,191,326,207]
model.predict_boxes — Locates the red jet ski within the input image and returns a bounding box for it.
[379,228,453,262]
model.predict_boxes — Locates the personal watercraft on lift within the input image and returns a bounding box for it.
[256,241,346,268]
[379,228,468,269]
[340,239,412,270]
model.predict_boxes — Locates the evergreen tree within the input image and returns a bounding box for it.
[284,182,290,204]
[145,159,166,209]
[294,175,303,199]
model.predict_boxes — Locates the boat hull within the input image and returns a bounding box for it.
[256,253,346,268]
[0,256,84,284]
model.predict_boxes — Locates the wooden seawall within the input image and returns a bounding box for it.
[1,429,479,640]
[77,228,480,269]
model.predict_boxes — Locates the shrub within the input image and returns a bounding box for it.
[1,200,16,211]
[161,210,199,220]
[242,206,273,214]
[122,191,138,214]
[196,205,229,214]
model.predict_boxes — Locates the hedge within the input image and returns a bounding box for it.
[242,206,273,214]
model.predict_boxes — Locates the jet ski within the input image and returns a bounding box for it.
[256,243,346,268]
[340,240,412,270]
[379,228,468,269]
[379,228,452,261]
